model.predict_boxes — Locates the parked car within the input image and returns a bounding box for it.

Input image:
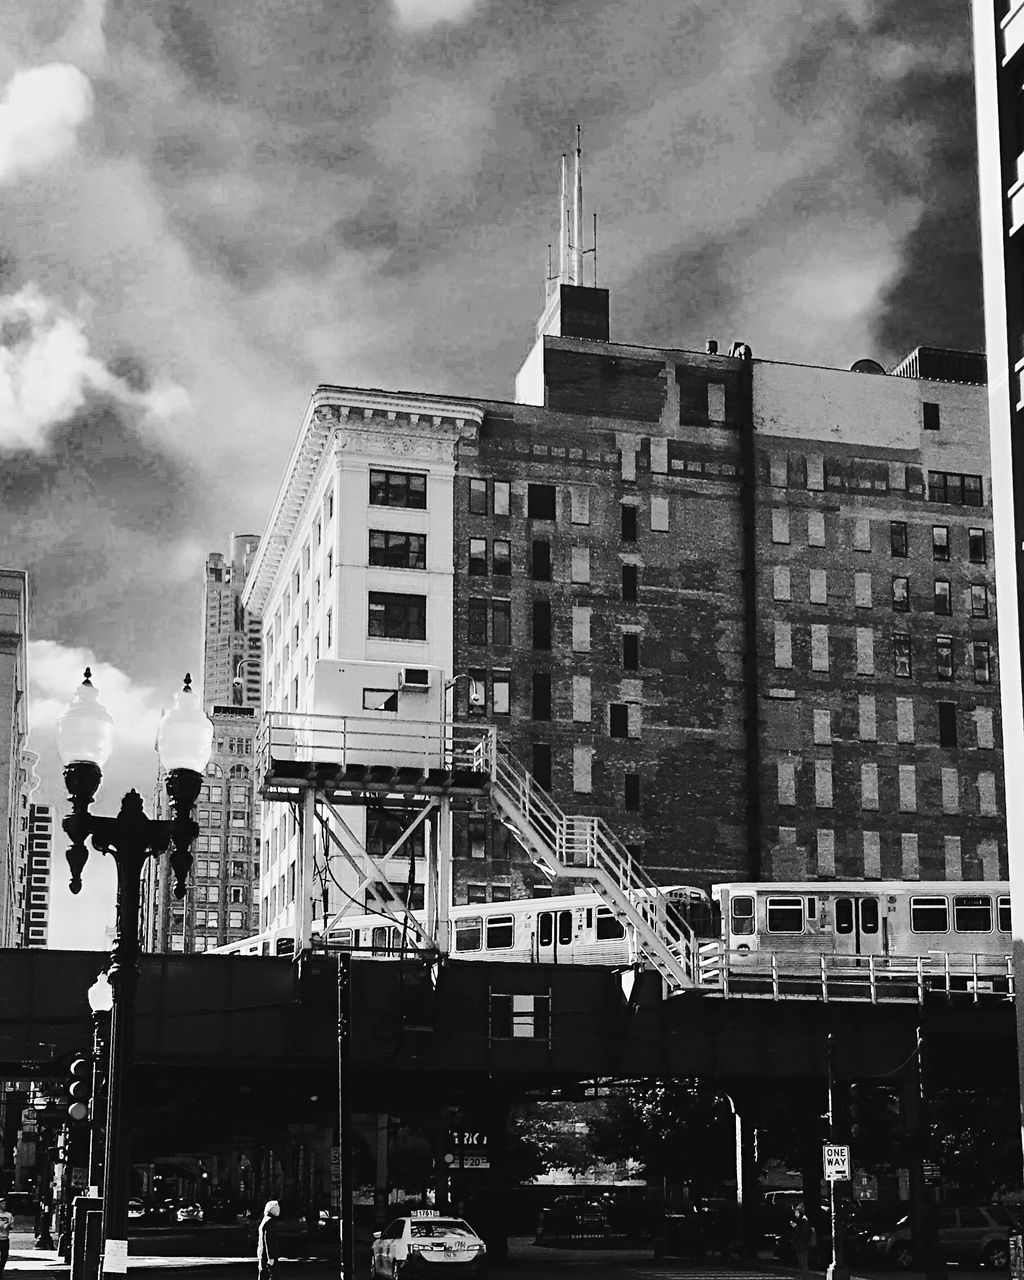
[127,1199,146,1221]
[866,1205,1021,1269]
[174,1201,204,1224]
[844,1203,908,1262]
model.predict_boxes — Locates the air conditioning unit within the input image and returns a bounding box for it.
[399,667,431,691]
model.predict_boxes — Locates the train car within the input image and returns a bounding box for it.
[208,885,708,967]
[705,880,1012,989]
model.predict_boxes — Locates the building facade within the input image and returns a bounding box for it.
[202,535,262,712]
[23,802,51,948]
[241,280,1004,939]
[0,569,31,948]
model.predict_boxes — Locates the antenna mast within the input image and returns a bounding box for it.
[572,124,583,285]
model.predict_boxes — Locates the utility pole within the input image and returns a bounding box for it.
[337,953,354,1279]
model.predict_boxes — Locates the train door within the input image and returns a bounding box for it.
[536,908,574,962]
[831,895,884,957]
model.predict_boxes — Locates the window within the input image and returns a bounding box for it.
[928,471,983,506]
[624,773,641,810]
[326,608,333,648]
[932,526,949,561]
[467,815,486,858]
[527,483,556,520]
[492,671,510,715]
[492,539,511,575]
[369,530,426,569]
[468,599,487,645]
[609,703,629,738]
[772,510,790,544]
[999,896,1011,932]
[468,538,488,576]
[893,634,912,679]
[531,742,552,790]
[622,564,638,602]
[485,915,515,949]
[492,599,511,646]
[936,635,954,681]
[532,672,552,720]
[469,478,488,514]
[953,895,993,933]
[370,469,426,509]
[923,401,940,431]
[571,545,591,583]
[621,504,638,541]
[973,641,993,684]
[531,540,551,580]
[493,481,510,516]
[368,591,426,640]
[622,633,639,670]
[809,569,827,604]
[730,895,755,936]
[651,496,669,531]
[938,702,957,747]
[467,883,487,904]
[910,897,949,933]
[892,577,909,611]
[773,566,791,601]
[934,579,951,615]
[492,884,511,902]
[971,584,989,618]
[969,527,987,564]
[807,511,825,546]
[532,600,551,649]
[595,907,627,941]
[454,917,483,952]
[766,897,804,933]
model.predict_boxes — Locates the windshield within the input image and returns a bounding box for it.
[410,1220,474,1239]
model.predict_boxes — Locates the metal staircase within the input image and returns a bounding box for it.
[475,734,699,992]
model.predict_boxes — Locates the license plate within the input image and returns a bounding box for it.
[444,1245,460,1253]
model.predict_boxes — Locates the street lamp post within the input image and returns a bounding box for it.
[57,669,213,1280]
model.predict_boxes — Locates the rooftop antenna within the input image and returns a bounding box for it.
[572,124,583,284]
[559,153,569,285]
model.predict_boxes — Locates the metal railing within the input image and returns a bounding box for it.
[696,942,1015,1004]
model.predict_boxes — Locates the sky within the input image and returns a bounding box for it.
[0,0,986,949]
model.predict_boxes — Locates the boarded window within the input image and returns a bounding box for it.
[941,767,960,814]
[815,760,833,808]
[861,763,879,811]
[572,676,591,722]
[855,572,872,608]
[975,707,994,749]
[899,765,917,813]
[807,511,825,546]
[650,496,669,531]
[573,746,593,793]
[650,438,668,474]
[806,455,824,491]
[856,627,874,675]
[863,832,881,878]
[774,622,792,669]
[811,624,829,672]
[944,835,963,878]
[854,518,871,551]
[572,607,591,652]
[777,760,797,805]
[901,833,920,879]
[896,696,915,743]
[773,566,791,601]
[571,545,591,583]
[816,829,836,876]
[812,709,831,744]
[978,772,997,816]
[772,509,790,544]
[707,382,726,421]
[570,487,590,524]
[809,569,827,604]
[858,695,876,741]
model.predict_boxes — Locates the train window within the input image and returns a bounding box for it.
[860,899,879,934]
[276,937,295,956]
[953,895,993,933]
[455,917,483,952]
[558,910,573,946]
[835,899,854,934]
[485,914,515,950]
[730,896,755,936]
[538,913,553,947]
[596,907,627,941]
[328,928,354,948]
[371,927,393,955]
[999,896,1011,932]
[261,941,271,955]
[910,897,949,933]
[765,896,804,933]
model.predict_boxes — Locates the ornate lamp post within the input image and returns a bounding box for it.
[57,669,212,1280]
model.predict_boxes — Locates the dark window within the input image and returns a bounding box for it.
[454,917,482,952]
[835,898,854,935]
[928,471,983,506]
[367,591,426,640]
[531,539,552,580]
[971,584,989,618]
[469,479,488,514]
[527,484,557,520]
[923,401,940,431]
[932,526,949,561]
[466,884,487,904]
[468,815,486,858]
[765,896,804,933]
[531,742,552,790]
[973,640,993,684]
[491,884,511,902]
[492,539,511,576]
[934,579,951,615]
[624,773,641,810]
[468,538,487,575]
[492,600,511,646]
[969,527,987,564]
[622,633,639,670]
[595,907,626,941]
[369,530,426,569]
[622,564,638,602]
[964,474,983,506]
[468,598,487,645]
[730,896,755,936]
[532,600,551,649]
[890,521,908,557]
[621,504,638,541]
[953,895,993,933]
[999,896,1011,932]
[369,469,426,509]
[609,703,629,738]
[892,577,909,611]
[485,914,515,949]
[532,672,552,720]
[936,635,954,681]
[861,899,880,933]
[893,634,912,679]
[938,702,958,748]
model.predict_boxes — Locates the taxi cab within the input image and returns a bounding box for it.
[370,1210,487,1277]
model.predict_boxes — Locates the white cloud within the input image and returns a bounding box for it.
[0,284,190,451]
[0,63,93,184]
[49,0,109,71]
[392,0,480,32]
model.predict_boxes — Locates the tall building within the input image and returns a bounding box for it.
[23,802,51,948]
[202,535,262,712]
[0,569,30,948]
[240,151,1004,941]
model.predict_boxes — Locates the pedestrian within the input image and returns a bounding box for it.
[790,1202,815,1280]
[257,1200,280,1280]
[0,1197,14,1274]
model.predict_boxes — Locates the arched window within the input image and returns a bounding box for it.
[229,764,251,779]
[205,762,223,778]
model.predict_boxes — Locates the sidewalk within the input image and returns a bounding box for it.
[6,1231,254,1275]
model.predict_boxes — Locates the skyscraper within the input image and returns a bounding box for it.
[0,569,30,948]
[23,802,52,948]
[202,535,262,712]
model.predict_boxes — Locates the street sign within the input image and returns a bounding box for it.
[460,1154,490,1170]
[823,1143,851,1181]
[21,1108,37,1124]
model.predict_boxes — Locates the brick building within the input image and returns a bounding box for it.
[23,801,51,948]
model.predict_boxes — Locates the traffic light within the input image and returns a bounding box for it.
[847,1081,863,1141]
[68,1056,92,1123]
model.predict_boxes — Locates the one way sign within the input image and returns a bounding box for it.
[823,1143,851,1181]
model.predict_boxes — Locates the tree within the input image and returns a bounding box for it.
[506,1101,601,1184]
